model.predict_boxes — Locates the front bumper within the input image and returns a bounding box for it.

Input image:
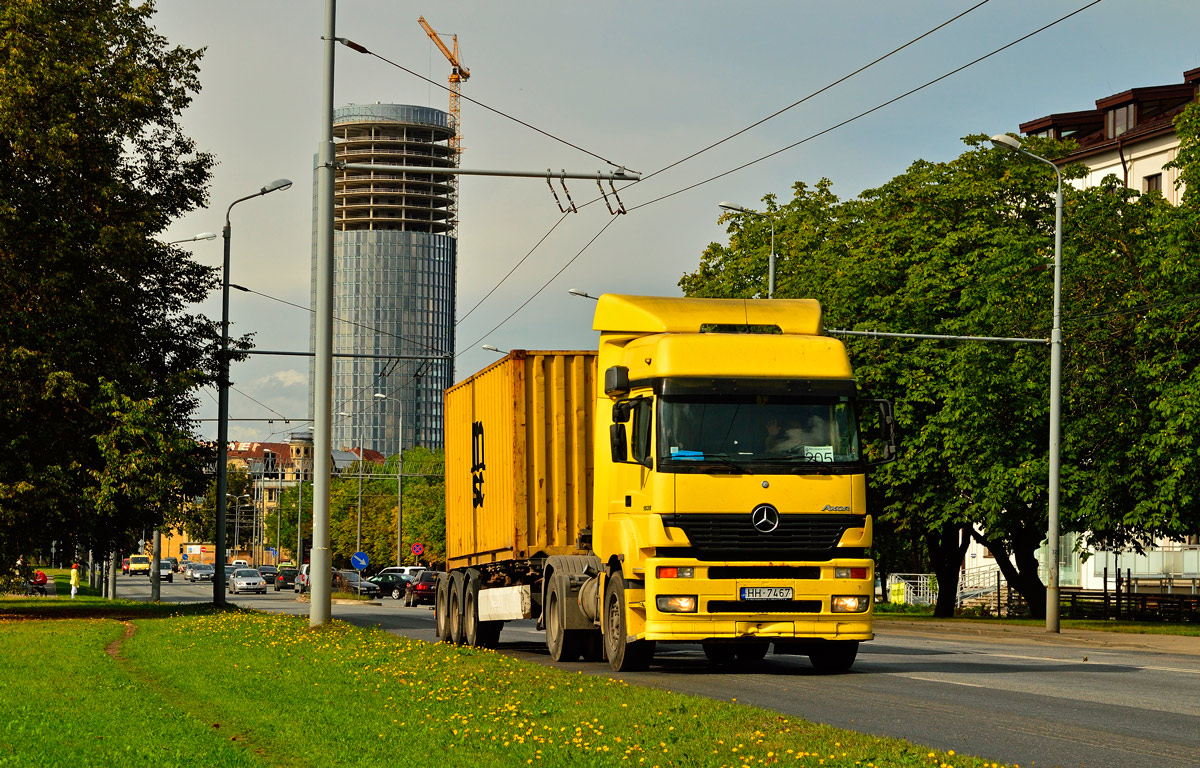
[634,557,874,642]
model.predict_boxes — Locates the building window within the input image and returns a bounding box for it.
[1106,104,1135,139]
[1144,173,1162,193]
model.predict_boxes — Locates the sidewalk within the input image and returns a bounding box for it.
[876,615,1200,656]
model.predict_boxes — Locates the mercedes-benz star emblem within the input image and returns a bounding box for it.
[751,504,780,533]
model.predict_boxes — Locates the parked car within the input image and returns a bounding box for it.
[404,570,441,606]
[336,570,380,598]
[128,554,151,576]
[187,563,215,582]
[121,558,130,575]
[257,565,279,584]
[379,565,426,579]
[295,564,335,594]
[368,572,410,600]
[156,560,173,583]
[275,567,298,591]
[227,568,267,595]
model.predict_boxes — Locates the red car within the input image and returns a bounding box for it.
[404,570,442,607]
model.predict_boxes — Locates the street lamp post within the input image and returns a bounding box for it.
[338,410,365,555]
[990,133,1063,633]
[719,201,776,298]
[374,392,403,565]
[227,493,249,562]
[214,178,292,604]
[167,232,217,245]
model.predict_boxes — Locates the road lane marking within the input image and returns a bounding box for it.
[899,675,985,688]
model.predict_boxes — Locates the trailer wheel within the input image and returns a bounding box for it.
[808,640,858,673]
[604,571,655,671]
[434,573,452,640]
[464,574,482,647]
[448,572,467,645]
[546,573,582,662]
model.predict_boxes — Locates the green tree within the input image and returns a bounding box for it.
[682,134,1200,618]
[0,0,218,565]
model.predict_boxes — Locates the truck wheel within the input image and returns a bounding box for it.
[603,571,655,672]
[448,572,467,645]
[546,574,582,662]
[478,620,503,649]
[735,642,770,665]
[434,576,451,640]
[702,642,737,665]
[464,575,483,647]
[808,641,858,673]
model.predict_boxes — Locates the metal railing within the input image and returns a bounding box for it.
[885,573,938,605]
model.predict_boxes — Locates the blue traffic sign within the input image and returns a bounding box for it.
[351,551,369,570]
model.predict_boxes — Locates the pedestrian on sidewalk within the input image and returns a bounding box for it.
[69,562,81,599]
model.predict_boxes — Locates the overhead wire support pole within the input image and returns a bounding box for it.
[311,0,336,627]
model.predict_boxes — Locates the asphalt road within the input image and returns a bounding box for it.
[114,575,1200,768]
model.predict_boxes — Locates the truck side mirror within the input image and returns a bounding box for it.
[863,399,898,466]
[605,366,630,396]
[610,423,628,462]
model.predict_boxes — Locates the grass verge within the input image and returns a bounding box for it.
[0,601,1016,768]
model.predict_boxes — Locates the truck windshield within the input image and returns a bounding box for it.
[657,394,861,472]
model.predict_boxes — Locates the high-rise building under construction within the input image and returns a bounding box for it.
[310,103,456,454]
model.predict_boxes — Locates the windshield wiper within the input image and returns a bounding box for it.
[700,453,753,474]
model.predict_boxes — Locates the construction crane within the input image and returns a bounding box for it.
[417,15,470,160]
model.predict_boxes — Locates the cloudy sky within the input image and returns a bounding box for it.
[150,0,1200,444]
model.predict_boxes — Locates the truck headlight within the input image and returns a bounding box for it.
[831,595,870,613]
[656,595,697,613]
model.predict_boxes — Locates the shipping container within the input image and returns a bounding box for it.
[444,350,598,569]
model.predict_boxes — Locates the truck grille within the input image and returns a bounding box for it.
[707,566,820,580]
[707,600,822,614]
[660,513,861,560]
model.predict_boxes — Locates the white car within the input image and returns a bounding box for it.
[156,560,173,583]
[378,565,426,579]
[227,568,267,595]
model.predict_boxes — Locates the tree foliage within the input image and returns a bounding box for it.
[0,0,217,565]
[681,132,1200,617]
[264,448,447,569]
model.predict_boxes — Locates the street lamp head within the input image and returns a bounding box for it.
[718,201,750,213]
[990,134,1022,151]
[262,178,293,194]
[481,344,507,354]
[568,288,598,300]
[167,232,217,245]
[373,392,387,400]
[336,411,351,417]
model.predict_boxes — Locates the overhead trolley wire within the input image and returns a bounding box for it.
[455,0,1104,345]
[627,0,1104,213]
[337,37,633,172]
[432,0,999,325]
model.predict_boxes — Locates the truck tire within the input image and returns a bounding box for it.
[463,571,483,647]
[546,573,582,662]
[478,619,502,649]
[808,640,858,673]
[702,642,737,665]
[434,575,451,640]
[603,571,655,672]
[448,572,467,645]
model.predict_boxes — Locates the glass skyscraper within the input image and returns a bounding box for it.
[310,104,457,454]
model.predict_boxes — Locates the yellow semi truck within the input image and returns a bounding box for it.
[437,295,895,672]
